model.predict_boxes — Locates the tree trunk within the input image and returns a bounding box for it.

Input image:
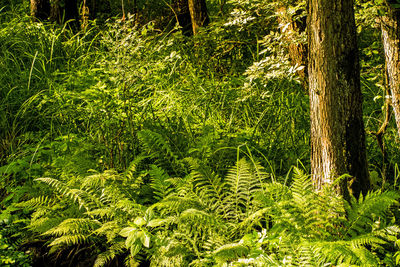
[175,0,193,36]
[308,0,370,197]
[30,0,50,20]
[188,0,209,34]
[381,2,400,137]
[50,0,79,25]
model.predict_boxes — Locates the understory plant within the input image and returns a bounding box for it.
[18,156,400,266]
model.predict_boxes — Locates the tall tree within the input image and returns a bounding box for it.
[188,0,209,34]
[381,1,400,137]
[30,0,50,20]
[308,0,370,197]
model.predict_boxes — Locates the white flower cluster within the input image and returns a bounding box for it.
[223,9,255,31]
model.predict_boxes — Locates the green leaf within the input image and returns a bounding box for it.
[134,217,146,227]
[130,242,142,257]
[138,231,150,248]
[120,227,136,238]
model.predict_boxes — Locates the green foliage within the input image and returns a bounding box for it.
[17,167,146,266]
[0,220,32,267]
[19,159,400,266]
[0,1,400,266]
[211,168,400,266]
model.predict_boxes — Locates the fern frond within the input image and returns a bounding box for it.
[16,195,55,208]
[124,155,147,180]
[150,241,186,267]
[93,221,121,242]
[349,234,385,248]
[213,242,249,263]
[138,129,184,172]
[290,167,313,211]
[190,165,228,215]
[149,165,174,200]
[115,198,144,216]
[314,240,380,266]
[81,170,120,189]
[85,207,116,220]
[35,177,68,194]
[238,207,270,231]
[49,234,90,247]
[35,177,93,211]
[153,195,204,214]
[28,216,62,234]
[179,208,218,228]
[225,158,261,221]
[345,190,399,237]
[94,241,125,267]
[44,218,101,237]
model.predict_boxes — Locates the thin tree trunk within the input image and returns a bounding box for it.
[308,0,370,197]
[381,2,400,137]
[188,0,209,34]
[30,0,50,20]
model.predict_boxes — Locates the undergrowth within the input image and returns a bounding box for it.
[17,158,400,266]
[1,0,399,266]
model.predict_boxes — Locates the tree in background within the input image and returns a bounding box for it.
[172,0,192,35]
[381,1,400,137]
[30,0,79,25]
[277,1,308,87]
[308,0,370,197]
[30,0,50,20]
[188,0,209,34]
[172,0,209,35]
[50,0,79,25]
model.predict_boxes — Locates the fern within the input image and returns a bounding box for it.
[190,164,228,215]
[49,234,90,247]
[213,242,250,263]
[22,158,400,267]
[344,190,400,237]
[22,165,152,266]
[153,195,205,214]
[222,167,400,266]
[225,158,263,221]
[44,218,101,237]
[35,177,94,211]
[138,129,185,174]
[149,165,174,200]
[93,241,125,267]
[16,195,56,209]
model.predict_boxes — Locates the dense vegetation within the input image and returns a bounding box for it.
[1,0,400,266]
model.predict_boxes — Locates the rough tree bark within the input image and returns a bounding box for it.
[30,0,50,20]
[188,0,209,34]
[308,0,370,197]
[381,1,400,137]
